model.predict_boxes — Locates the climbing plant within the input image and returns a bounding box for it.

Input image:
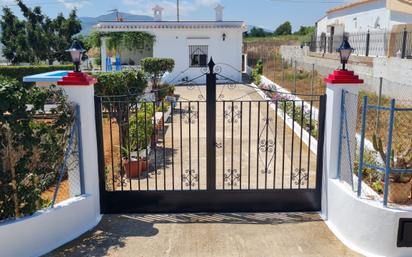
[87,31,155,54]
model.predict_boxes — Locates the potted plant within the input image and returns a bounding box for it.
[373,135,412,203]
[122,147,148,179]
[122,105,154,178]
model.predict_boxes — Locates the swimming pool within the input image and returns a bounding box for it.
[23,70,70,83]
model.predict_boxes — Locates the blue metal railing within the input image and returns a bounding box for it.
[357,96,412,207]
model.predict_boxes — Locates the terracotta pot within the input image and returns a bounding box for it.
[123,158,148,178]
[388,182,411,204]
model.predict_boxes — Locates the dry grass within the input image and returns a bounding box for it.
[244,41,326,101]
[357,91,412,151]
[41,179,70,204]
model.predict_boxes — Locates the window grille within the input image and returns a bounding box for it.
[189,45,208,67]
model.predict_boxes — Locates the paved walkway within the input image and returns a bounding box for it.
[46,213,362,257]
[103,84,318,191]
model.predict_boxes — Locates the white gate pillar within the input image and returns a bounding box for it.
[57,72,100,216]
[322,69,363,217]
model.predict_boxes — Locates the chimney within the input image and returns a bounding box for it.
[153,5,164,21]
[215,4,224,22]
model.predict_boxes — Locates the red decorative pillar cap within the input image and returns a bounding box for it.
[57,72,97,86]
[324,70,363,84]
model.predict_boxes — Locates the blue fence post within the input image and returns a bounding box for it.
[357,95,368,197]
[337,89,346,180]
[383,99,396,207]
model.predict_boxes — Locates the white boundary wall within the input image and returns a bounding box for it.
[323,79,412,257]
[0,79,102,257]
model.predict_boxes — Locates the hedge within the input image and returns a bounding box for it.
[0,65,74,82]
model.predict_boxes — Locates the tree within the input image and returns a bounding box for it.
[93,70,148,150]
[0,0,82,64]
[274,21,292,36]
[0,7,28,64]
[294,26,315,36]
[51,9,82,63]
[249,27,267,38]
[140,57,175,89]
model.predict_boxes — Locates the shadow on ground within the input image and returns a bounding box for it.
[45,212,321,257]
[120,212,321,225]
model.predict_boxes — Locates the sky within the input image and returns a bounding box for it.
[0,0,352,31]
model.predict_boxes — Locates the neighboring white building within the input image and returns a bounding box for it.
[316,0,412,36]
[315,0,412,56]
[94,5,247,84]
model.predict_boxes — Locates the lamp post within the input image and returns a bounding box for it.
[336,38,354,71]
[66,40,86,72]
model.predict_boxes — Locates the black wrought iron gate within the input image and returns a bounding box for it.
[95,59,326,213]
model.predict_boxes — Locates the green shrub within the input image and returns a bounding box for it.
[0,65,74,82]
[157,83,175,100]
[141,57,175,88]
[92,69,147,96]
[251,60,263,85]
[0,76,73,220]
[128,103,155,153]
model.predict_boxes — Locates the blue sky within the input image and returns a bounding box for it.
[1,0,350,31]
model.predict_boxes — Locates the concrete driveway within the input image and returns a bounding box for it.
[46,213,362,257]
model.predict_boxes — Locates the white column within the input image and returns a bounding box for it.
[322,70,363,218]
[56,73,100,217]
[101,37,107,72]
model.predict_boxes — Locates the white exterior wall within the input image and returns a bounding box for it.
[98,24,245,84]
[153,29,243,83]
[316,0,390,35]
[152,29,243,84]
[322,78,412,257]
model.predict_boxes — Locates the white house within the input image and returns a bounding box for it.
[94,5,247,84]
[316,0,412,35]
[315,0,412,56]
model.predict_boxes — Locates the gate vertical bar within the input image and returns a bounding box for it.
[206,58,217,191]
[94,96,106,209]
[365,30,370,57]
[315,95,326,197]
[402,27,407,59]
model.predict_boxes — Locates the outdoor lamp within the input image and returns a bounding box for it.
[66,40,86,72]
[336,38,354,70]
[222,33,227,41]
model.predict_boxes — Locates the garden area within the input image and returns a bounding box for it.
[352,93,412,205]
[0,76,80,221]
[92,57,176,191]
